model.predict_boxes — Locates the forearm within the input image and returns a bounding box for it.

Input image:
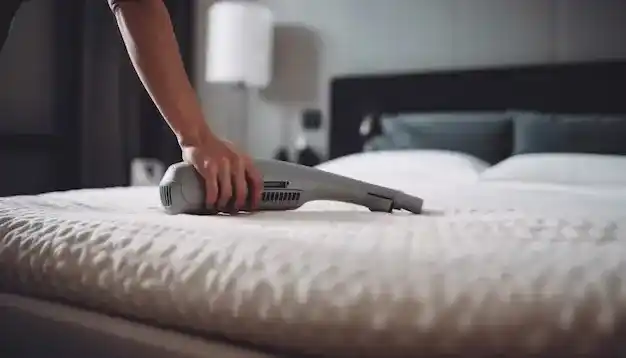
[109,0,212,146]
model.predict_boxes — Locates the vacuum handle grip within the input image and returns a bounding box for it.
[159,162,286,214]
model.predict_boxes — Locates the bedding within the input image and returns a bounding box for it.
[511,111,626,155]
[364,112,513,164]
[1,182,626,357]
[316,149,490,184]
[480,153,626,187]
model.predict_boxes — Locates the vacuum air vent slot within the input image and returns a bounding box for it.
[263,181,289,189]
[262,190,301,203]
[160,185,172,207]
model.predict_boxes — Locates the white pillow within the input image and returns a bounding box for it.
[316,150,490,183]
[479,153,626,186]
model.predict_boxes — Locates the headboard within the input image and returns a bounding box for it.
[328,60,626,160]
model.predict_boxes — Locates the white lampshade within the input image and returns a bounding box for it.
[205,1,274,88]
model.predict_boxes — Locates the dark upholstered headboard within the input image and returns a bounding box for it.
[328,61,626,160]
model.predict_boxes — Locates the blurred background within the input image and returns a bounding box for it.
[1,0,625,197]
[0,0,192,195]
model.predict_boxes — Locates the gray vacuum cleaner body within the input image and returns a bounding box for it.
[159,159,424,215]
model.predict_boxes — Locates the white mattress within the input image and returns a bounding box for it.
[1,183,626,357]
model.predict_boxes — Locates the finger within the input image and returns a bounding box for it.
[233,158,247,211]
[246,162,263,210]
[217,158,232,210]
[202,161,219,209]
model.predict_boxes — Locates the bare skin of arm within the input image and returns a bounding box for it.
[108,0,262,212]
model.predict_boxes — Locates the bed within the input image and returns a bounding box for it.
[2,60,626,358]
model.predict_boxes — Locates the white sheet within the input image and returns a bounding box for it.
[319,165,626,216]
[1,180,626,357]
[479,153,626,187]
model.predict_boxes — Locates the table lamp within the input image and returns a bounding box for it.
[205,0,274,151]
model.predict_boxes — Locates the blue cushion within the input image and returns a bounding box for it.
[511,111,626,155]
[364,112,513,164]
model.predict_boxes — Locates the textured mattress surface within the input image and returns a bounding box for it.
[1,186,626,357]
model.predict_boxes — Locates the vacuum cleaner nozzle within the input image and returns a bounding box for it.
[159,159,424,215]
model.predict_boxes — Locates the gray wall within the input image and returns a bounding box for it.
[193,0,626,160]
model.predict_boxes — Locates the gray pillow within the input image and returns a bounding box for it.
[366,112,513,164]
[512,111,626,155]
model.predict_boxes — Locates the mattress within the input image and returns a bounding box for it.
[1,185,626,357]
[0,293,277,358]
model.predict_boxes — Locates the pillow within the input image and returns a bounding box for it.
[479,153,626,186]
[366,112,513,164]
[512,111,626,155]
[317,150,490,183]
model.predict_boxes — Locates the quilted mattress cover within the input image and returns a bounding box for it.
[1,186,626,357]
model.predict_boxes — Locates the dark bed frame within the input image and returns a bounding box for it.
[328,60,626,160]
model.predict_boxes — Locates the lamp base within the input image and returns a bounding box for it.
[228,83,250,152]
[296,146,321,167]
[273,147,291,162]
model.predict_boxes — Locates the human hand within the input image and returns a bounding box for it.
[180,132,262,213]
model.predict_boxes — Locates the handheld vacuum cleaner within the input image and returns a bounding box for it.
[159,159,424,215]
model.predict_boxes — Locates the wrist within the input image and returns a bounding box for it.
[176,123,217,148]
